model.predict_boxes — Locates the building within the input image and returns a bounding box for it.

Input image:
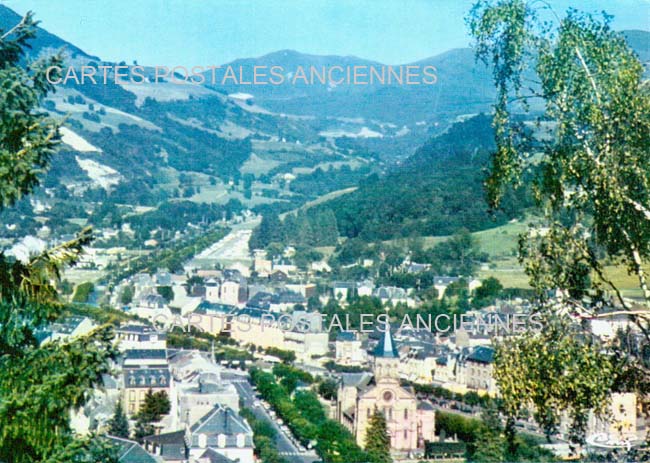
[399,345,443,384]
[253,249,272,277]
[191,301,235,336]
[106,436,163,463]
[203,278,241,306]
[373,286,410,306]
[188,405,255,463]
[229,309,329,362]
[178,372,240,426]
[331,281,356,302]
[336,327,436,456]
[335,331,367,366]
[36,316,96,344]
[459,346,497,395]
[269,290,307,312]
[115,323,167,351]
[122,349,171,415]
[131,294,172,322]
[142,430,187,462]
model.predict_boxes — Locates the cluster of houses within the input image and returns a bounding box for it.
[37,233,643,461]
[46,317,254,463]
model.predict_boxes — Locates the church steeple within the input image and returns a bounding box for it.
[374,322,399,358]
[373,320,399,380]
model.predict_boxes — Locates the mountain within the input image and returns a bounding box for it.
[206,47,495,126]
[0,4,646,245]
[311,114,532,241]
[0,5,96,61]
[623,30,650,63]
[0,6,378,244]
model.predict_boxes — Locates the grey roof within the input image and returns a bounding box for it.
[271,290,306,304]
[373,286,407,300]
[417,401,435,411]
[125,349,167,361]
[331,281,356,289]
[433,276,460,285]
[154,272,173,286]
[466,346,495,364]
[190,405,253,448]
[235,307,277,320]
[246,291,273,309]
[340,372,373,388]
[105,436,160,463]
[50,316,88,334]
[336,331,357,342]
[373,325,399,358]
[124,367,170,388]
[143,429,185,445]
[117,324,156,334]
[199,449,236,463]
[142,430,188,460]
[195,301,236,315]
[139,294,167,307]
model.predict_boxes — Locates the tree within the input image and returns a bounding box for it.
[468,0,650,448]
[108,400,130,439]
[317,379,338,401]
[72,281,94,303]
[249,213,283,250]
[364,410,392,463]
[0,11,117,463]
[137,389,171,423]
[120,284,134,305]
[133,389,170,442]
[432,228,484,276]
[471,405,506,463]
[156,285,174,303]
[473,277,504,308]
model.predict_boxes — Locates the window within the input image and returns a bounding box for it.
[159,376,166,385]
[150,376,156,385]
[129,377,136,386]
[367,408,371,418]
[404,409,408,420]
[236,434,246,448]
[198,433,207,448]
[217,434,227,448]
[404,430,408,439]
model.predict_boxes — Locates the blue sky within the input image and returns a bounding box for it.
[3,0,649,66]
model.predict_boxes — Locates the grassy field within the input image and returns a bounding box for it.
[411,219,647,295]
[239,153,282,176]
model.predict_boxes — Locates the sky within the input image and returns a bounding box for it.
[2,0,649,66]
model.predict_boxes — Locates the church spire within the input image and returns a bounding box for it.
[374,319,399,358]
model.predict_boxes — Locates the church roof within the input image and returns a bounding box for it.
[373,324,399,358]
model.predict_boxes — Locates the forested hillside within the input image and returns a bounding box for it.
[313,114,532,241]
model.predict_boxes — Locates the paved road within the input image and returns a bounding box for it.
[191,218,259,267]
[222,371,319,463]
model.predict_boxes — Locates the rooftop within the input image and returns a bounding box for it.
[373,325,399,359]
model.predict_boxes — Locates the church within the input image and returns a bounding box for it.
[336,326,436,456]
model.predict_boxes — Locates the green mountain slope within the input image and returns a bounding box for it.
[314,114,531,241]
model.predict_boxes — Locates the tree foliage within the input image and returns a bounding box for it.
[0,11,118,463]
[108,400,129,439]
[468,0,650,449]
[364,410,392,463]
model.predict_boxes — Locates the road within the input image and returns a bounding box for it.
[222,370,320,463]
[191,217,259,268]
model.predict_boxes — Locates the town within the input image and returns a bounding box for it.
[1,1,649,462]
[29,211,643,463]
